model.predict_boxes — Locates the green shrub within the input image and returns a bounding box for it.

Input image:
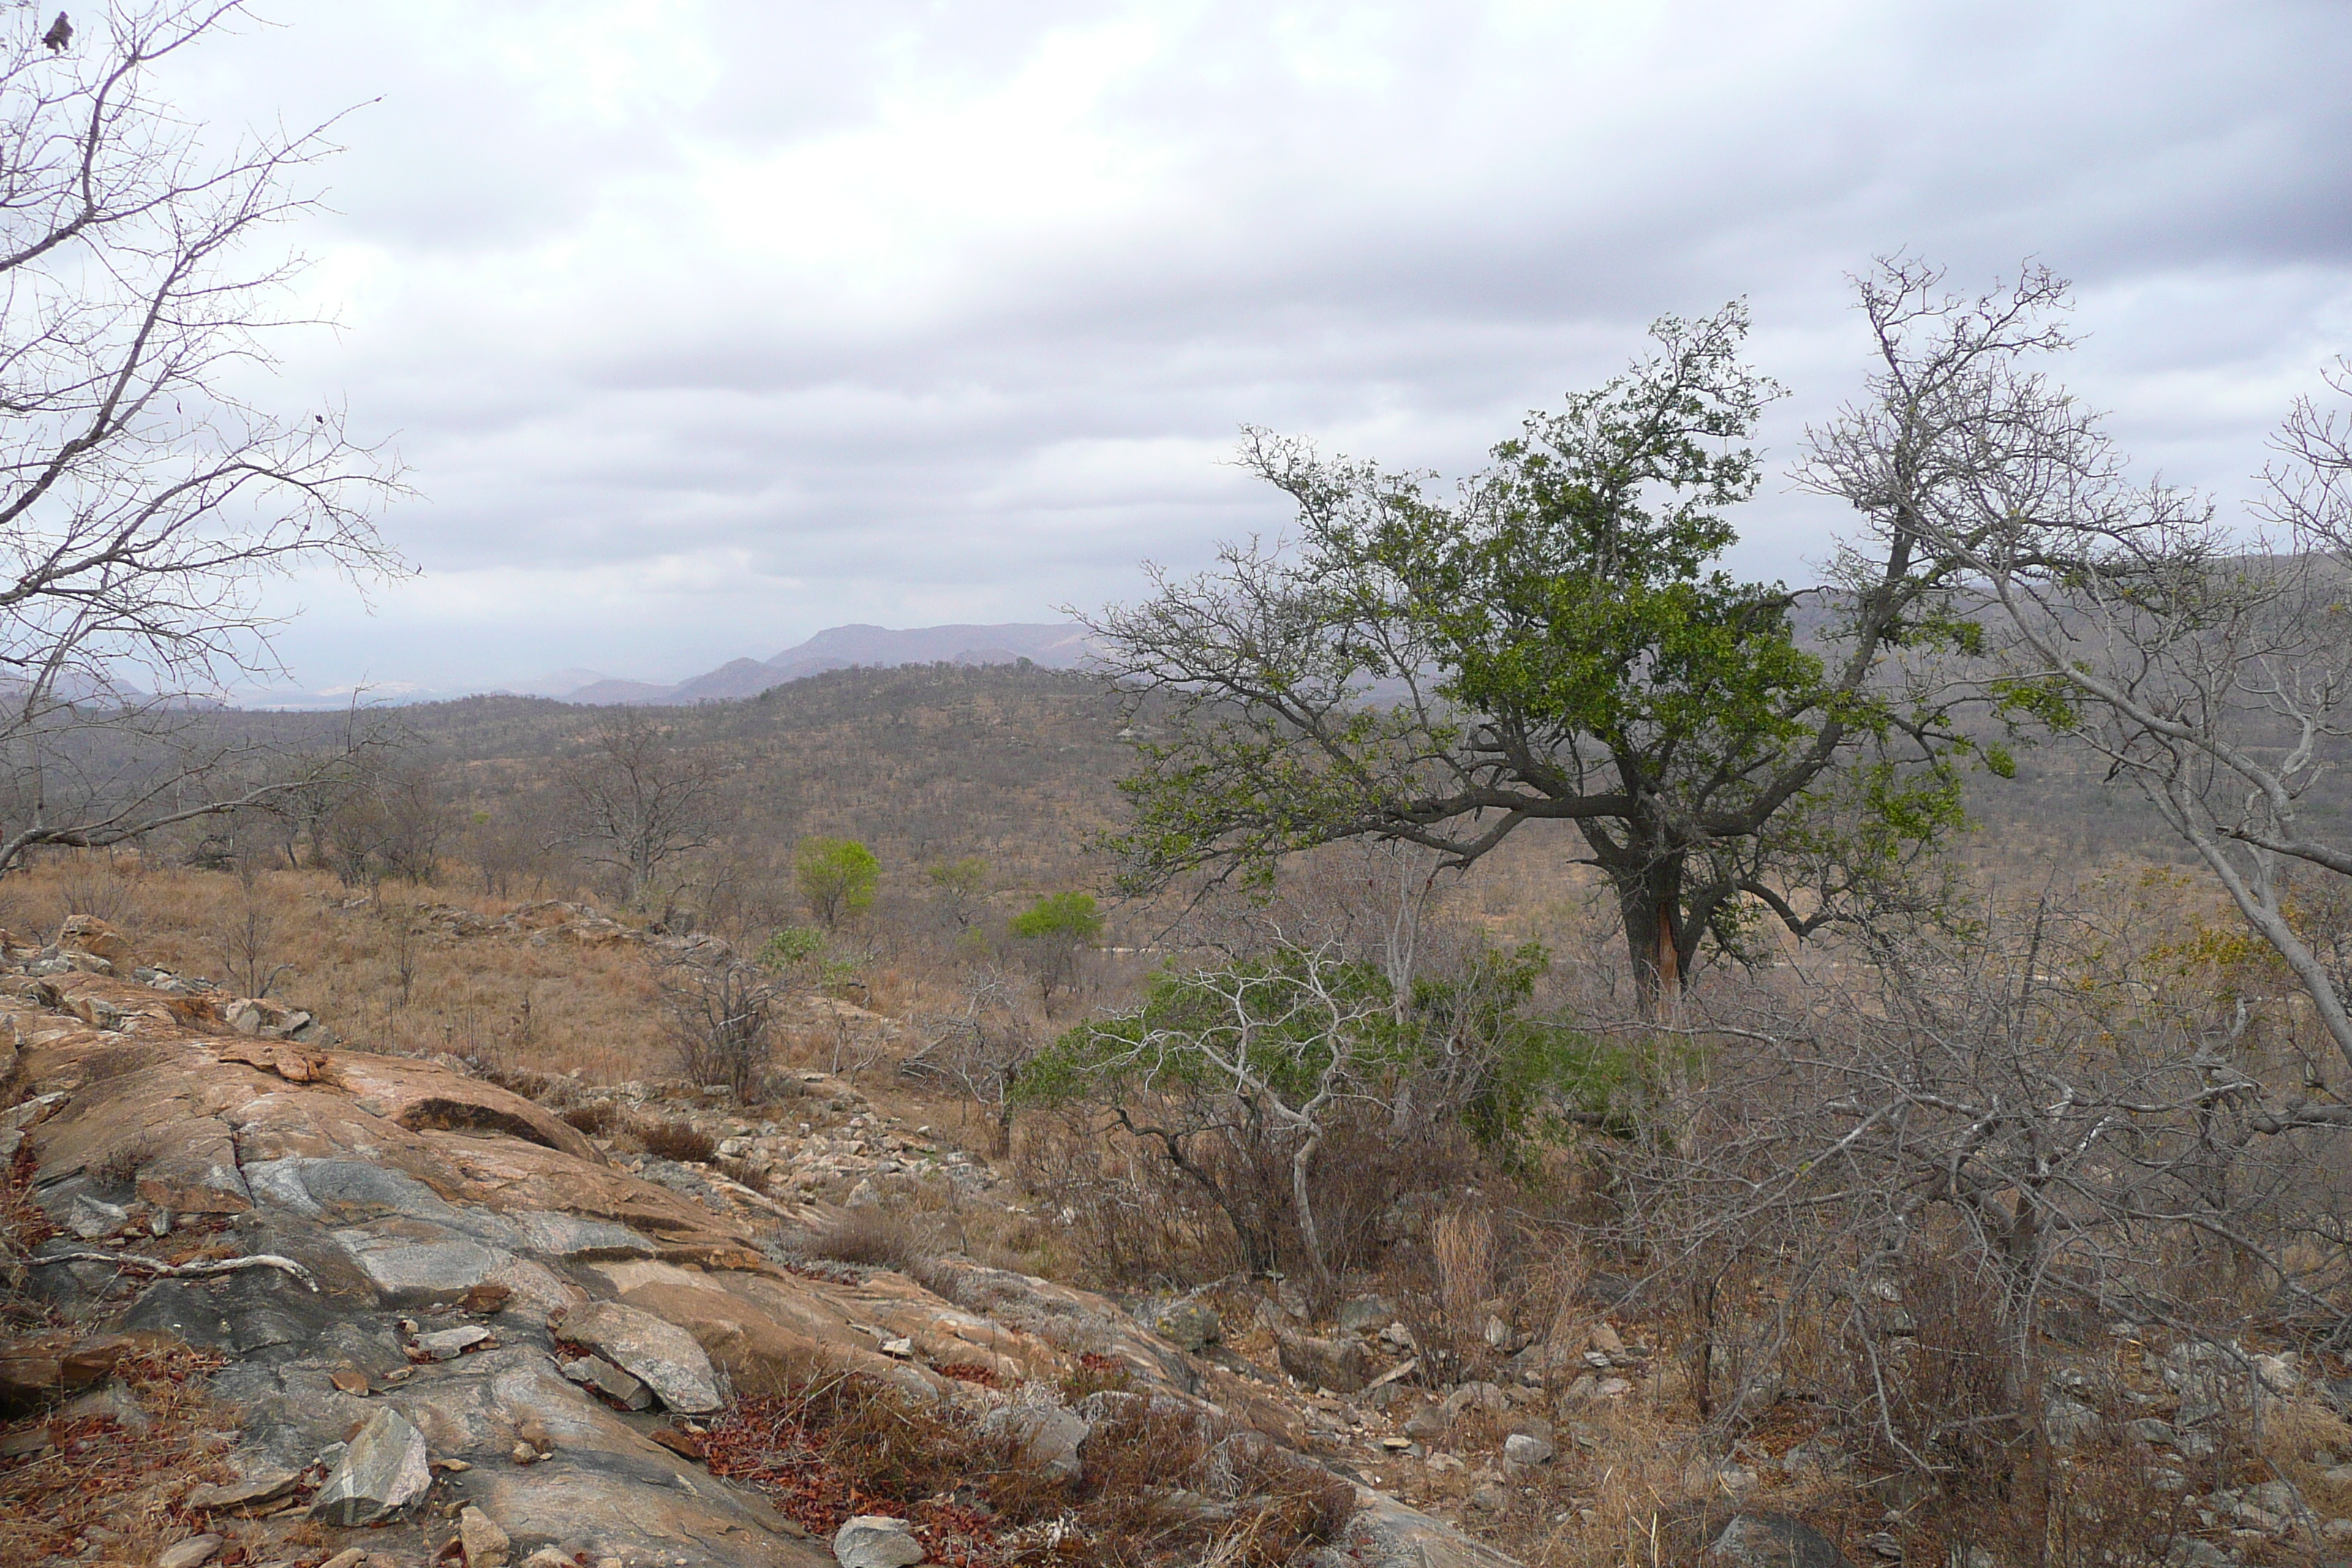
[759,925,826,969]
[794,837,879,928]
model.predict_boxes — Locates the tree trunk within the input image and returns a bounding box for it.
[1290,1127,1333,1305]
[1608,859,1689,1019]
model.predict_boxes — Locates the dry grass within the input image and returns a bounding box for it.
[799,1210,930,1272]
[561,1100,622,1135]
[700,1372,1353,1567]
[0,1348,234,1564]
[0,857,674,1082]
[635,1117,718,1164]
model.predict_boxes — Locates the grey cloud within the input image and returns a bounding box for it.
[147,0,2352,690]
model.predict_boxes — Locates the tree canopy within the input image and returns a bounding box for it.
[1091,293,1988,1009]
[795,835,880,928]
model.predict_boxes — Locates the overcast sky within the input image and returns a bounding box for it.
[161,0,2352,691]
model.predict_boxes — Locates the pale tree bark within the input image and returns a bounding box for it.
[1801,257,2352,1077]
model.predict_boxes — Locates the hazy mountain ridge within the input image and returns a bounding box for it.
[238,622,1100,710]
[551,621,1098,706]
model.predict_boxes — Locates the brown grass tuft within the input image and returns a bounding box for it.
[561,1100,622,1136]
[636,1117,717,1164]
[799,1210,928,1272]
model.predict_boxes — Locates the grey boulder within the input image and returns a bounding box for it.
[310,1407,431,1526]
[2042,1398,2101,1450]
[1705,1512,1854,1568]
[1148,1298,1221,1352]
[1503,1432,1555,1466]
[980,1401,1089,1480]
[1275,1330,1371,1394]
[562,1353,655,1411]
[832,1514,924,1567]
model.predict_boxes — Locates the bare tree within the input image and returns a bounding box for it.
[1801,257,2352,1090]
[657,943,791,1099]
[0,4,403,874]
[554,712,719,908]
[1020,940,1399,1296]
[900,967,1034,1155]
[1607,894,2351,1476]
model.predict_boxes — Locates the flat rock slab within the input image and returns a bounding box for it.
[415,1325,494,1361]
[508,1210,655,1261]
[312,1406,431,1526]
[337,1235,513,1305]
[554,1300,723,1413]
[156,1534,224,1568]
[187,1469,301,1512]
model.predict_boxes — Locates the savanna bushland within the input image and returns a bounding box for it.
[0,25,2343,1556]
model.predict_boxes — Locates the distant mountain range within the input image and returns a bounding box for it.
[233,623,1100,711]
[528,621,1096,706]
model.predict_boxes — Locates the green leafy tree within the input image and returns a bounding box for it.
[1008,890,1105,1003]
[1090,301,1984,1011]
[758,925,826,969]
[1009,890,1105,943]
[795,836,879,929]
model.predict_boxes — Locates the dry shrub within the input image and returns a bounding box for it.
[802,1210,927,1273]
[2,1143,57,1322]
[795,1376,1000,1503]
[704,1369,1354,1568]
[658,950,787,1099]
[702,1373,1026,1542]
[1014,1109,1238,1289]
[1842,1248,2028,1481]
[1390,1205,1501,1383]
[91,1131,162,1191]
[1436,1207,1496,1324]
[1304,1120,1480,1281]
[718,1158,774,1194]
[636,1117,717,1164]
[1057,1352,1133,1403]
[1923,1436,2191,1568]
[1073,1395,1355,1568]
[475,1063,555,1101]
[561,1100,622,1136]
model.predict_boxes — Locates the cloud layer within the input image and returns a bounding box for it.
[152,0,2352,687]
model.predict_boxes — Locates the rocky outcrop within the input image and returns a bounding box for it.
[2,970,1520,1568]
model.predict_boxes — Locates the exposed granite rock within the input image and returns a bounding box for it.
[311,1407,431,1526]
[1,978,1523,1568]
[552,1299,724,1414]
[1703,1512,1854,1568]
[832,1515,924,1568]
